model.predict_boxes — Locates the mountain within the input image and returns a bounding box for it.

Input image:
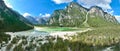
[49,2,88,27]
[48,2,119,27]
[24,16,49,25]
[0,0,33,32]
[37,17,49,25]
[87,6,118,27]
[24,16,38,25]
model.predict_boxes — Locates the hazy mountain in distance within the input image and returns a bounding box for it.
[24,16,50,25]
[24,16,38,25]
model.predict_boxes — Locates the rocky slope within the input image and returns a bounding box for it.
[0,0,33,32]
[87,6,118,27]
[48,2,118,27]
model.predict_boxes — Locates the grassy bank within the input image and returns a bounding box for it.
[71,26,120,46]
[35,26,120,46]
[39,26,120,51]
[35,26,87,32]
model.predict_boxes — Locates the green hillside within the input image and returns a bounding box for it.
[0,0,33,32]
[48,2,119,27]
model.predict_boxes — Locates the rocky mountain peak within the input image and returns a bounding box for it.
[89,6,103,13]
[69,2,81,7]
[89,6,104,17]
[65,2,88,15]
[90,6,103,10]
[67,2,88,11]
[48,2,119,27]
[0,0,6,9]
[0,0,4,4]
[0,0,4,3]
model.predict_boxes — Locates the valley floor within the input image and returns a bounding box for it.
[0,26,120,51]
[34,26,92,39]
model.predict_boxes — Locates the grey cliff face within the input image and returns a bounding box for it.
[104,13,118,24]
[89,6,104,18]
[48,2,119,27]
[49,2,88,27]
[89,6,118,24]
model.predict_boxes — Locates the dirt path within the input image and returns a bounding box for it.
[85,12,89,23]
[82,12,90,27]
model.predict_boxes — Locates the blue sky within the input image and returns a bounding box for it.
[4,0,69,16]
[3,0,120,21]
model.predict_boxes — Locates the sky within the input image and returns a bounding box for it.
[3,0,120,22]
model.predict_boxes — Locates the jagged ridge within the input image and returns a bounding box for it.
[48,2,119,27]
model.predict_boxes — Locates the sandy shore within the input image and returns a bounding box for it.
[49,28,92,39]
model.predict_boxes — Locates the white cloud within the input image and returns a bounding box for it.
[23,13,31,17]
[115,15,120,22]
[77,0,112,11]
[3,0,13,8]
[5,3,13,8]
[109,10,114,15]
[39,13,51,17]
[39,13,42,16]
[52,0,73,4]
